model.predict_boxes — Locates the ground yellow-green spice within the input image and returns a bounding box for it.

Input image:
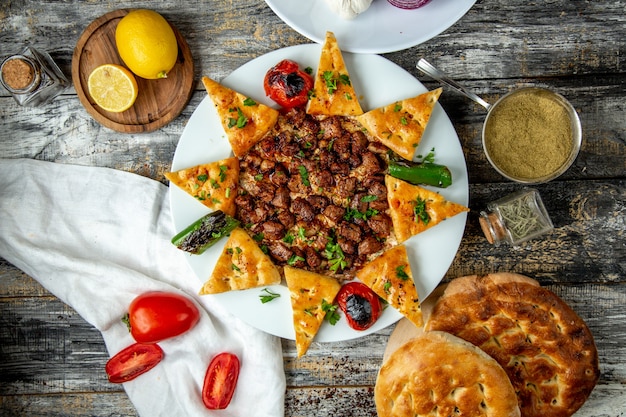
[484,90,574,180]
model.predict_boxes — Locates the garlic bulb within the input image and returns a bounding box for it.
[324,0,374,20]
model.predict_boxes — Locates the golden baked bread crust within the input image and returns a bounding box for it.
[356,244,423,327]
[201,76,279,157]
[165,157,239,216]
[306,31,363,117]
[284,265,341,357]
[425,273,599,417]
[355,88,442,161]
[385,175,469,243]
[376,330,520,417]
[200,228,281,294]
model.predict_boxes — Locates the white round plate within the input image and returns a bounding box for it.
[169,44,468,342]
[264,0,476,54]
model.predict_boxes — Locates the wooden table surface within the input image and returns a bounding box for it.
[1,0,625,416]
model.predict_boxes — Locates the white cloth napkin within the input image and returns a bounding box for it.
[0,158,285,417]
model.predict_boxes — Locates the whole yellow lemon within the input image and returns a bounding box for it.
[115,9,178,79]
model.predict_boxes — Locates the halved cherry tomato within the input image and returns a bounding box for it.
[336,282,382,331]
[105,342,164,383]
[264,59,313,109]
[126,291,200,343]
[202,352,240,410]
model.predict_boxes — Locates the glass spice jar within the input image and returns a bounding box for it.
[0,46,69,106]
[479,188,554,247]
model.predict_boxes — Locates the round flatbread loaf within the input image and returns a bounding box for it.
[425,273,599,417]
[375,331,521,417]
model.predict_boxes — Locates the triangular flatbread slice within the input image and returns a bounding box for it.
[284,266,341,358]
[202,76,279,157]
[354,88,442,161]
[199,228,281,294]
[356,245,423,328]
[165,157,239,216]
[386,175,469,243]
[306,31,363,116]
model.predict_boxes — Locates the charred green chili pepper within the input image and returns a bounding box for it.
[171,210,240,255]
[387,160,452,188]
[386,150,453,188]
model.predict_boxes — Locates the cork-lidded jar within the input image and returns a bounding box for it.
[479,188,554,246]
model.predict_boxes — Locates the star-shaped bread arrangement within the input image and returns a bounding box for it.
[167,31,468,357]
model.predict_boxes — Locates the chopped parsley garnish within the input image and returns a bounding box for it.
[413,196,430,225]
[395,265,409,280]
[282,232,295,244]
[254,173,264,181]
[416,147,437,164]
[322,299,340,325]
[228,108,248,128]
[231,263,241,272]
[298,165,310,186]
[287,254,305,266]
[324,238,347,272]
[322,71,351,94]
[197,174,208,182]
[383,281,392,294]
[259,288,281,304]
[219,165,228,182]
[243,97,257,106]
[344,207,379,221]
[400,116,408,125]
[360,195,378,203]
[394,102,402,112]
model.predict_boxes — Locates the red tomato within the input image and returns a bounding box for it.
[127,291,200,343]
[336,282,383,331]
[105,342,164,383]
[202,352,240,410]
[264,59,313,109]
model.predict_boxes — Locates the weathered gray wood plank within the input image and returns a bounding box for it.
[1,0,624,415]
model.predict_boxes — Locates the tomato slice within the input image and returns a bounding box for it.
[105,342,164,383]
[264,59,313,109]
[202,352,240,410]
[127,291,200,343]
[336,282,383,331]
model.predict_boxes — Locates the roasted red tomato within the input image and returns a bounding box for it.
[264,59,313,109]
[202,352,240,410]
[336,282,383,331]
[105,342,164,383]
[126,291,200,343]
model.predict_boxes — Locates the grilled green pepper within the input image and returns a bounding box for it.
[172,210,240,255]
[387,160,453,188]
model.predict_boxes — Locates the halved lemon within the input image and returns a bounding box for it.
[87,64,138,113]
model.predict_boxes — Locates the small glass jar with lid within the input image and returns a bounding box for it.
[0,46,69,106]
[479,188,554,247]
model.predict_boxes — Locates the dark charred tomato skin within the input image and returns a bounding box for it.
[127,291,200,343]
[105,342,164,383]
[202,352,240,410]
[264,59,313,109]
[336,282,382,331]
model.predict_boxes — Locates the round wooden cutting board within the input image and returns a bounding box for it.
[72,9,194,133]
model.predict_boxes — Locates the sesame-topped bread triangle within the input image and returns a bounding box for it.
[306,31,363,117]
[284,265,341,358]
[355,88,442,161]
[201,76,279,157]
[356,244,423,328]
[385,175,469,243]
[199,228,281,295]
[165,156,239,216]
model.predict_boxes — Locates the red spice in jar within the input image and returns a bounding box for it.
[1,57,36,91]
